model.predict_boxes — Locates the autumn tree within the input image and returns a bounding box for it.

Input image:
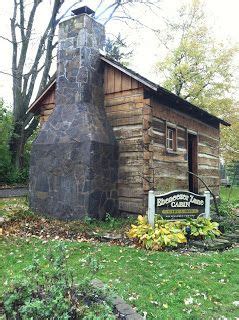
[1,0,161,171]
[155,0,239,161]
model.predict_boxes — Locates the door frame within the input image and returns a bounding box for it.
[187,132,198,193]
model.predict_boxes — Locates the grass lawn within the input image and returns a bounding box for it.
[0,237,239,319]
[220,186,239,202]
[0,196,239,319]
[0,197,28,217]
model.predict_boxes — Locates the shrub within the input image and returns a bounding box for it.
[217,199,239,217]
[184,217,221,239]
[127,215,187,250]
[3,243,114,319]
[128,216,221,250]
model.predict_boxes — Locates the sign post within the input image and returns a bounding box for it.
[147,190,210,227]
[204,190,211,219]
[148,190,155,227]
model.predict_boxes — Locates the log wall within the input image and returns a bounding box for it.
[147,98,220,196]
[39,86,55,126]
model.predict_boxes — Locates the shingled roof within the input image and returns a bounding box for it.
[28,54,230,127]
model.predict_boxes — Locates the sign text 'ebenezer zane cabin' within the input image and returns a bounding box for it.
[147,190,211,226]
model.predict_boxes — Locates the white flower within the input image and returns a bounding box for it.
[232,301,239,306]
[184,297,194,305]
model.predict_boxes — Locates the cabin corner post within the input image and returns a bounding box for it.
[148,190,155,226]
[142,101,153,212]
[204,190,211,218]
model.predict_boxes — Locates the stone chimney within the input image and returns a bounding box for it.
[29,7,118,220]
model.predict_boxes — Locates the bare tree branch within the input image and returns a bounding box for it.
[0,35,13,44]
[55,1,80,25]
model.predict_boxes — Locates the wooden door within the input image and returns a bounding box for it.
[188,133,198,193]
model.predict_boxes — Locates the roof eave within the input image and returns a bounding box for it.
[155,87,230,127]
[27,77,56,114]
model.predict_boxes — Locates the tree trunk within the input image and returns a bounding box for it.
[9,121,26,169]
[9,125,24,169]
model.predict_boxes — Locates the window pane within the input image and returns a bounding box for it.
[168,139,173,149]
[167,127,176,151]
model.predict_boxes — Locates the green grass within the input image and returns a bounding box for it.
[0,197,28,217]
[1,237,239,319]
[0,196,239,319]
[220,186,239,202]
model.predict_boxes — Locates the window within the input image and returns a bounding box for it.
[166,127,177,151]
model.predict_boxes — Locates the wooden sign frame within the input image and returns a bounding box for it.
[147,190,211,227]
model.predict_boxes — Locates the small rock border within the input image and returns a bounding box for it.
[91,279,144,320]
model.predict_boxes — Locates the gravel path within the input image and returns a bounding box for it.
[0,186,28,198]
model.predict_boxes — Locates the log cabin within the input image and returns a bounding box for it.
[28,6,230,219]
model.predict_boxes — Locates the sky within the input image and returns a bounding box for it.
[0,0,239,105]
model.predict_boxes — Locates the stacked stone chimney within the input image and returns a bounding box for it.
[29,7,118,219]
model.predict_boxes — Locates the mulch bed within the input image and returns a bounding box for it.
[1,213,238,252]
[2,216,133,247]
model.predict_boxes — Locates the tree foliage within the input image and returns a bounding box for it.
[0,98,36,184]
[155,0,239,161]
[105,33,133,64]
[0,99,12,183]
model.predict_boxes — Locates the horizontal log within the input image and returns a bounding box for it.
[105,101,143,113]
[152,119,165,133]
[177,128,186,139]
[119,150,143,158]
[118,167,143,180]
[152,135,165,145]
[198,134,219,148]
[119,143,143,153]
[198,164,219,170]
[151,146,186,162]
[118,184,144,198]
[110,115,142,127]
[153,153,186,162]
[153,161,188,177]
[105,91,144,106]
[198,168,219,177]
[198,157,219,167]
[198,144,219,157]
[118,175,142,184]
[119,198,143,213]
[119,158,143,166]
[107,108,142,119]
[113,125,142,139]
[154,177,188,191]
[119,165,143,174]
[198,153,218,160]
